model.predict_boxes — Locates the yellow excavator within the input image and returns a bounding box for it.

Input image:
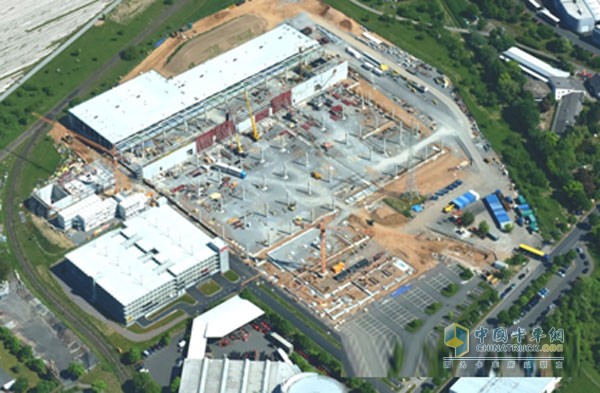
[245,90,260,142]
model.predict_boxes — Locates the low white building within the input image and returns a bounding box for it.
[63,203,229,325]
[116,192,147,219]
[56,194,102,230]
[76,197,117,232]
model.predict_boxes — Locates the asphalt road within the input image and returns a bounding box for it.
[247,281,354,376]
[1,0,212,385]
[453,207,598,376]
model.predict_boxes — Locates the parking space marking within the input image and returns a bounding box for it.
[449,264,463,276]
[426,273,454,291]
[403,286,435,309]
[379,302,416,326]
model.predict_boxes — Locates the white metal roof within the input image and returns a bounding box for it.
[69,24,319,146]
[77,197,116,221]
[559,0,594,20]
[503,47,570,79]
[186,296,264,360]
[117,192,147,209]
[281,373,347,393]
[65,204,217,306]
[58,193,101,221]
[179,358,300,393]
[450,378,560,393]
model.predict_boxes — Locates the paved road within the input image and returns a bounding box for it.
[247,281,354,376]
[453,206,597,376]
[1,0,214,383]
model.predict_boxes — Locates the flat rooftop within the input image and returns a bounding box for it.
[187,295,265,360]
[69,24,319,146]
[503,47,570,80]
[65,204,217,306]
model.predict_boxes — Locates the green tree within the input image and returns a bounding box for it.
[497,310,511,326]
[160,332,171,347]
[12,376,28,393]
[17,345,34,363]
[120,46,140,61]
[461,211,475,227]
[67,362,85,380]
[91,380,108,393]
[26,358,47,377]
[123,347,142,365]
[30,380,58,393]
[131,372,161,393]
[562,180,591,211]
[170,376,181,393]
[478,220,490,236]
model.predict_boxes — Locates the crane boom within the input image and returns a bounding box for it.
[245,91,260,141]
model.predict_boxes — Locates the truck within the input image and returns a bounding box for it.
[362,62,374,71]
[492,260,508,270]
[346,46,362,60]
[311,171,322,180]
[487,232,500,241]
[372,68,383,77]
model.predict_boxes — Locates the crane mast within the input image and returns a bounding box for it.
[245,90,260,141]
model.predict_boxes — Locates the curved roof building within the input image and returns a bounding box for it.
[279,373,347,393]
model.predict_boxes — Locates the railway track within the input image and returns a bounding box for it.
[4,120,131,383]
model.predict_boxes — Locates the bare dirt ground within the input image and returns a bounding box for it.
[46,119,132,192]
[351,79,430,136]
[121,0,366,82]
[109,0,154,24]
[161,14,267,76]
[382,149,466,197]
[31,215,74,249]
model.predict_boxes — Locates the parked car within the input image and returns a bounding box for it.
[538,288,549,298]
[518,273,526,280]
[557,269,566,278]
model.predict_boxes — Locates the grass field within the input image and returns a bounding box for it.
[0,0,237,150]
[198,280,221,296]
[127,310,186,334]
[223,270,240,282]
[0,344,41,389]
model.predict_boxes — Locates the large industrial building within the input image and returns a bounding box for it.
[553,0,600,33]
[178,296,347,393]
[67,24,348,180]
[63,203,229,325]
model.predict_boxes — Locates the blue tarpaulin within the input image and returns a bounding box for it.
[484,194,511,229]
[452,190,479,210]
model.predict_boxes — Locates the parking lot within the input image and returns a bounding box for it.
[0,280,97,376]
[340,261,483,377]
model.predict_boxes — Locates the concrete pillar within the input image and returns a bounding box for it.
[241,185,246,201]
[307,179,312,196]
[283,163,288,180]
[305,152,309,167]
[262,174,268,190]
[260,147,265,164]
[345,130,349,145]
[286,191,290,206]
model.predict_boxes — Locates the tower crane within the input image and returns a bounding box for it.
[245,90,260,142]
[320,222,327,275]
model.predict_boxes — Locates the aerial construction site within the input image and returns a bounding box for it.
[37,0,531,336]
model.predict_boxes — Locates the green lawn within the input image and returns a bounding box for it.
[0,0,237,151]
[128,310,186,334]
[198,279,221,296]
[0,344,40,389]
[223,270,240,282]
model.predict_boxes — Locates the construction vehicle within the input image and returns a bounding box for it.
[443,204,454,213]
[332,262,345,274]
[287,201,297,211]
[245,90,260,142]
[311,171,322,180]
[233,132,248,157]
